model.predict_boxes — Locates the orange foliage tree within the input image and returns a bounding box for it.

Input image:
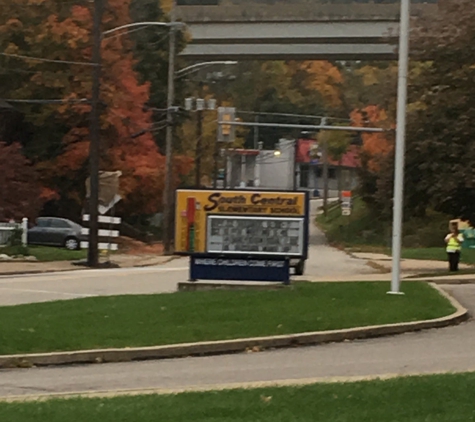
[0,0,192,218]
[350,105,394,215]
[0,142,43,222]
[350,105,393,172]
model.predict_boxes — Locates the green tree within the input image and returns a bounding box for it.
[401,0,475,221]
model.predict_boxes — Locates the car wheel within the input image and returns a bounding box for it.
[65,237,79,251]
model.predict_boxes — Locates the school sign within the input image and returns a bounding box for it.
[175,189,310,282]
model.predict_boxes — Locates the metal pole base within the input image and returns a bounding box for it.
[387,291,405,296]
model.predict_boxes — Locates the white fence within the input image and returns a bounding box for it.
[0,219,28,247]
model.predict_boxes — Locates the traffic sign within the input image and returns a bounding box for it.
[217,107,236,143]
[341,191,352,216]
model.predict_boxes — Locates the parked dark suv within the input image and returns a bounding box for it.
[28,217,84,250]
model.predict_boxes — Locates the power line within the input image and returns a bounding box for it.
[0,52,96,67]
[0,67,39,75]
[19,0,93,5]
[237,110,352,123]
[1,98,89,104]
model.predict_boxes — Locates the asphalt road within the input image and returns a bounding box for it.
[0,284,474,399]
[0,202,376,306]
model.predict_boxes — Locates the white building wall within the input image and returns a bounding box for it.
[258,139,295,190]
[227,139,302,191]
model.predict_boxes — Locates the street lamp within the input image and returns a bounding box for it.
[102,21,184,37]
[175,61,238,78]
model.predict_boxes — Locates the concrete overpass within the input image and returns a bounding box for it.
[177,3,438,61]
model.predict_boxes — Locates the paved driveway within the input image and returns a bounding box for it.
[0,202,379,306]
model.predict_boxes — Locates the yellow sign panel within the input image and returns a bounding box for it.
[175,189,307,254]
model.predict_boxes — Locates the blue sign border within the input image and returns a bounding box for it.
[190,254,290,284]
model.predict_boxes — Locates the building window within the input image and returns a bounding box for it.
[314,166,336,179]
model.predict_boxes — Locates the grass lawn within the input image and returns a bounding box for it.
[348,246,475,266]
[0,245,87,262]
[2,373,475,421]
[26,246,87,262]
[0,282,454,355]
[402,247,475,265]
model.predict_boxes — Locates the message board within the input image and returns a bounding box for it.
[206,216,304,256]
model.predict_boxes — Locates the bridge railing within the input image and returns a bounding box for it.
[177,1,438,22]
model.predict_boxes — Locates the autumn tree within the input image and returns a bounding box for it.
[0,142,43,221]
[210,60,345,150]
[0,0,192,220]
[349,105,394,216]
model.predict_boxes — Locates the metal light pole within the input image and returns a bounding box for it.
[163,0,177,255]
[389,0,411,295]
[87,0,103,267]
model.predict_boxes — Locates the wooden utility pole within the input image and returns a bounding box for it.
[87,0,103,267]
[162,0,177,255]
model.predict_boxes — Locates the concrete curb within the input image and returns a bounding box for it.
[0,256,179,277]
[0,283,468,369]
[178,281,287,292]
[0,268,77,277]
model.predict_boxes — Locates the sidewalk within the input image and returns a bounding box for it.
[0,254,176,276]
[351,252,472,273]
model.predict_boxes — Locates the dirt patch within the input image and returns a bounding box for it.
[116,237,164,255]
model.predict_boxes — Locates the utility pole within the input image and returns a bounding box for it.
[195,83,204,188]
[163,0,177,255]
[87,0,103,267]
[253,115,259,149]
[213,139,219,189]
[293,139,299,190]
[322,134,329,216]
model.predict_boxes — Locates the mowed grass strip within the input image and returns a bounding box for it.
[27,246,87,262]
[0,282,454,355]
[2,373,475,421]
[401,247,475,265]
[0,245,87,262]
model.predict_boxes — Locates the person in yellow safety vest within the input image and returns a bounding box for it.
[445,223,464,272]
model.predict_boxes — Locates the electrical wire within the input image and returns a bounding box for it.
[1,98,89,104]
[25,0,93,5]
[237,110,352,122]
[0,52,96,67]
